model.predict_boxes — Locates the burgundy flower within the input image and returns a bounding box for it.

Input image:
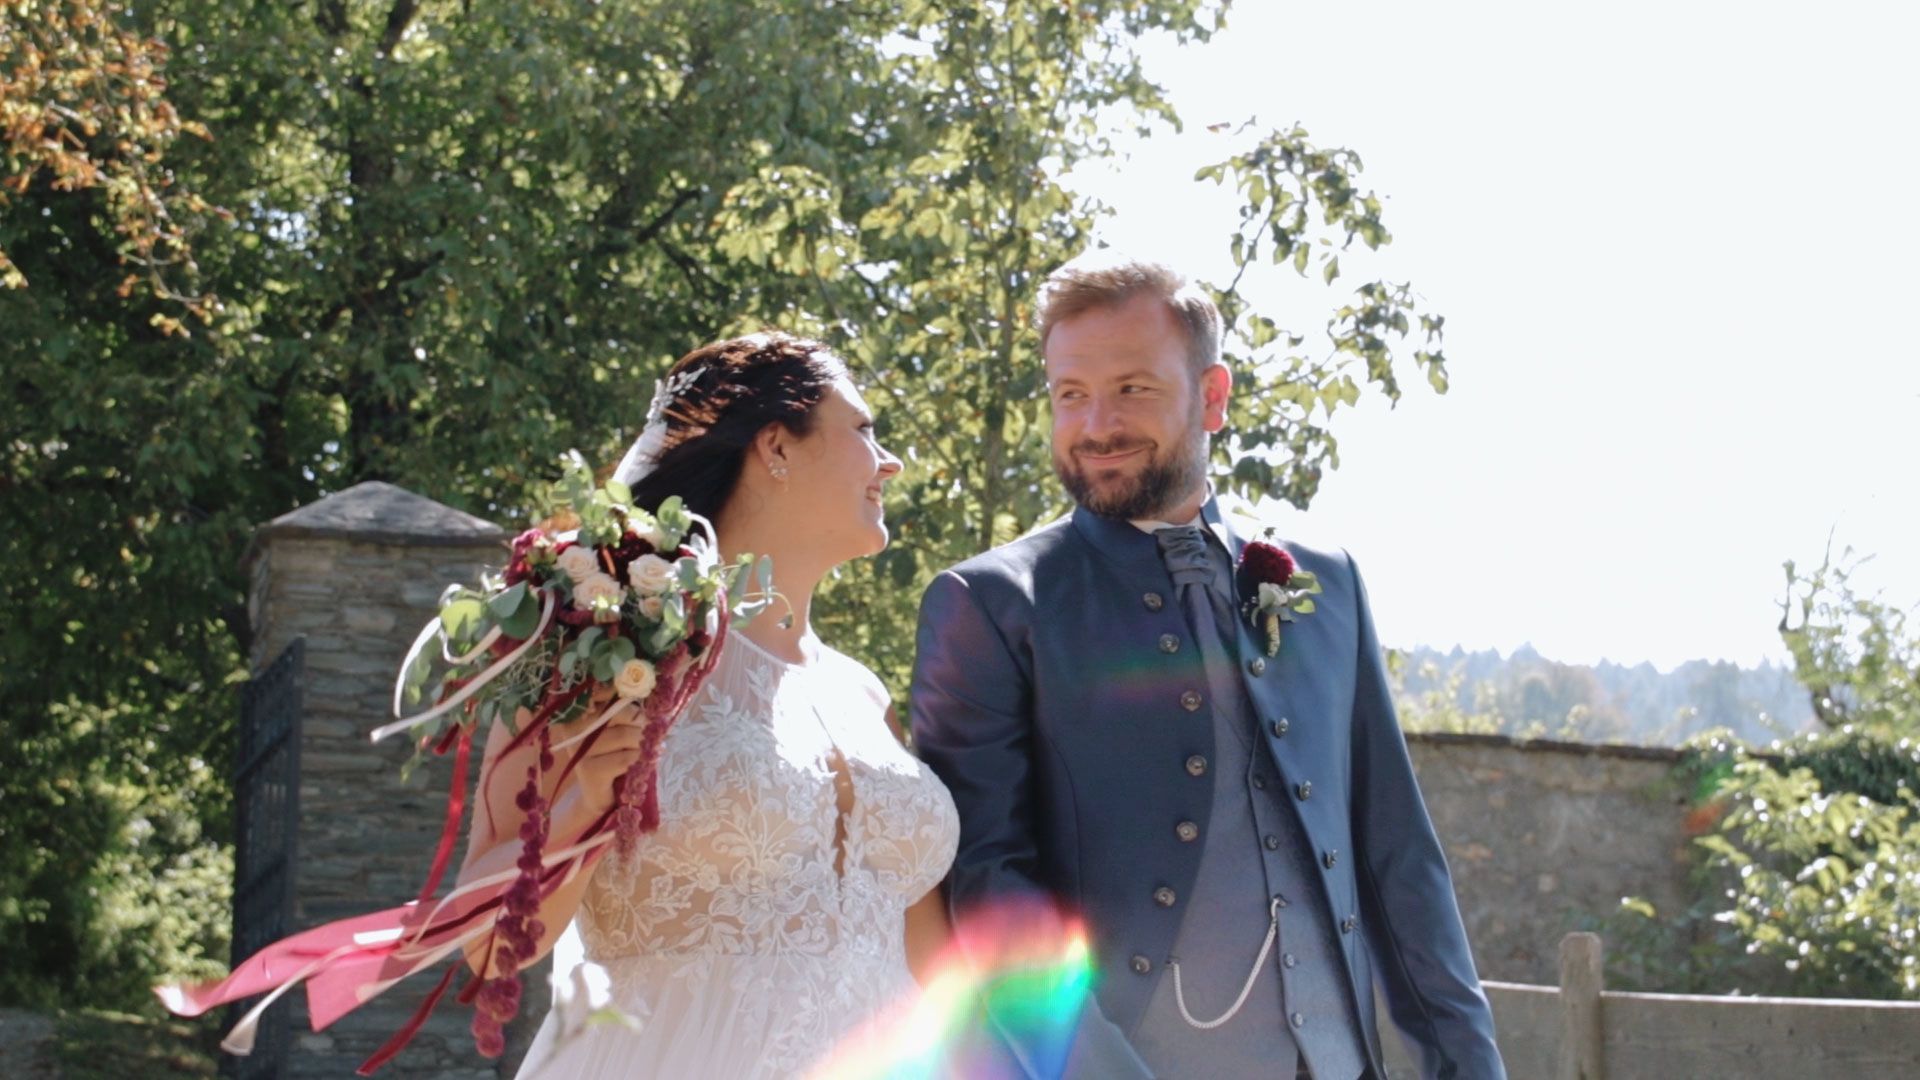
[605,529,658,578]
[1238,540,1296,589]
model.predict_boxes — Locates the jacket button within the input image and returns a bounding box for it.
[1185,755,1208,777]
[1263,834,1280,851]
[1144,592,1164,611]
[1290,1012,1305,1028]
[1251,774,1267,791]
[1176,821,1199,842]
[1323,849,1339,869]
[1159,633,1180,654]
[1270,718,1290,738]
[1180,689,1203,711]
[1153,887,1177,907]
[1247,657,1266,676]
[1283,953,1298,969]
[1342,915,1357,934]
[1296,781,1312,801]
[1131,954,1152,975]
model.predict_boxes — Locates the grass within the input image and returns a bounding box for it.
[53,1007,221,1079]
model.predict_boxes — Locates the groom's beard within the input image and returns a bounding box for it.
[1055,428,1209,521]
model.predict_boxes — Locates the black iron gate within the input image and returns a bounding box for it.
[225,638,304,1080]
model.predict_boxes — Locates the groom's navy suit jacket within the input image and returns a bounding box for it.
[911,502,1504,1079]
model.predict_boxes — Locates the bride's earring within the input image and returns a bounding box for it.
[770,464,790,486]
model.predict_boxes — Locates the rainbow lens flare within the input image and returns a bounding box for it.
[809,902,1097,1079]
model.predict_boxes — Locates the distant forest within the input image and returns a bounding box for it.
[1389,644,1817,747]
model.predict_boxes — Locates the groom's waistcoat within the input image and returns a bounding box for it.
[1129,515,1371,1080]
[913,506,1382,1059]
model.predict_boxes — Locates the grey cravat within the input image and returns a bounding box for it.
[1154,525,1246,745]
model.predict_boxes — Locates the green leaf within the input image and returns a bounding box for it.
[440,596,488,645]
[607,636,636,665]
[500,588,542,640]
[487,582,530,622]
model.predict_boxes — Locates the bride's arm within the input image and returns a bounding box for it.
[458,694,647,977]
[905,888,952,985]
[888,702,955,984]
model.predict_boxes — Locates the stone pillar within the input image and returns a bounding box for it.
[245,482,513,1078]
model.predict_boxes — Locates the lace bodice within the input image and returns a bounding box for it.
[518,634,959,1079]
[579,633,957,960]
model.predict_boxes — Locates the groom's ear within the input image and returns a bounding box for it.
[1200,362,1232,433]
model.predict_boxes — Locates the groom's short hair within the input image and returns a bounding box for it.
[1037,251,1223,376]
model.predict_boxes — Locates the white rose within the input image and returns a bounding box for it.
[555,545,600,584]
[572,572,625,622]
[626,553,676,596]
[637,594,664,620]
[613,657,658,701]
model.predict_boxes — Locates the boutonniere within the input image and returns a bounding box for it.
[1236,533,1321,657]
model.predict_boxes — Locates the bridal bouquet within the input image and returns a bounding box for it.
[158,453,770,1073]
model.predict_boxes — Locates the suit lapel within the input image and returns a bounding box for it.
[1207,499,1315,771]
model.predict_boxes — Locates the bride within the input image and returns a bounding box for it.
[464,332,959,1078]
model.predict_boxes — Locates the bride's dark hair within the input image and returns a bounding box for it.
[619,331,848,521]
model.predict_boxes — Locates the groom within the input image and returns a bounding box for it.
[910,253,1505,1079]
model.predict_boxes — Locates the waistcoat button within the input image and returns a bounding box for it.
[1131,954,1152,974]
[1153,887,1177,908]
[1263,834,1280,851]
[1144,592,1164,611]
[1270,718,1290,738]
[1159,633,1180,654]
[1180,689,1203,711]
[1185,755,1208,777]
[1248,657,1267,676]
[1175,821,1199,842]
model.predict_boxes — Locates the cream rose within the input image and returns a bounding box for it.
[555,545,600,584]
[613,657,658,701]
[626,553,676,596]
[637,594,664,620]
[572,572,625,622]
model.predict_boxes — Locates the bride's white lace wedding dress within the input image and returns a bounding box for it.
[515,633,960,1079]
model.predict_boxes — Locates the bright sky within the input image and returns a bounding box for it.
[1068,0,1920,670]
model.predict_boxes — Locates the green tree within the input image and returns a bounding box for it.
[1,0,222,314]
[1610,555,1920,999]
[1780,547,1919,737]
[1,0,1450,1006]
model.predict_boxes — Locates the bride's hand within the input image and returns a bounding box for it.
[458,689,649,976]
[464,691,647,870]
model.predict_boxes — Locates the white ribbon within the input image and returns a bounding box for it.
[549,696,641,754]
[372,591,556,744]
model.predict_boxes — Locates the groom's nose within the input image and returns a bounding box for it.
[1086,394,1127,441]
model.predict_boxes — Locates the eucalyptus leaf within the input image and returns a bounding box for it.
[500,588,543,640]
[487,582,530,621]
[440,596,488,644]
[608,636,636,665]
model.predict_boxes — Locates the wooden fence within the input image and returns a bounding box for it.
[1380,934,1920,1079]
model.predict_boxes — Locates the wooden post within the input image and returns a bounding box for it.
[1558,932,1606,1080]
